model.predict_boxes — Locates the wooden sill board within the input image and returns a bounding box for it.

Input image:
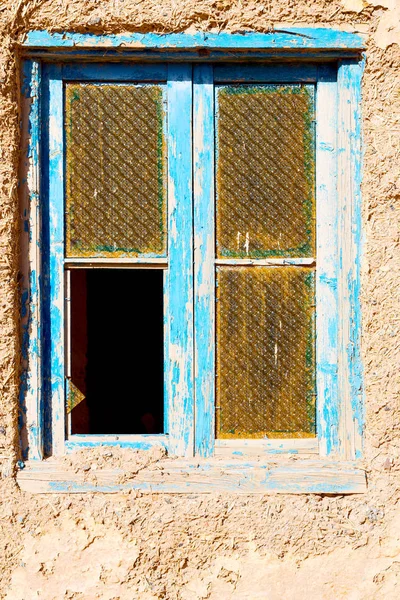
[17,458,366,494]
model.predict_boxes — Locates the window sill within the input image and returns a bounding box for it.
[17,457,366,495]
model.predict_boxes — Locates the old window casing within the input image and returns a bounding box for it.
[20,47,364,474]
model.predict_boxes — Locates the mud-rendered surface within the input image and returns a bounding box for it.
[0,1,400,598]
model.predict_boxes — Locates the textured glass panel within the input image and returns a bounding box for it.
[65,84,166,257]
[216,267,316,438]
[216,85,315,258]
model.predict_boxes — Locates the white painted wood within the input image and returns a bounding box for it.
[215,438,319,457]
[48,67,65,457]
[316,68,340,457]
[337,60,364,460]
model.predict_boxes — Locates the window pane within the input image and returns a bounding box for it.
[216,267,316,438]
[216,85,315,258]
[65,84,166,257]
[69,269,164,434]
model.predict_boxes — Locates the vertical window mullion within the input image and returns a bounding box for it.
[193,64,215,457]
[315,66,340,457]
[337,59,364,460]
[21,59,44,460]
[45,64,65,456]
[166,64,194,457]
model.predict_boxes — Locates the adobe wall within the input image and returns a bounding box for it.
[0,1,399,598]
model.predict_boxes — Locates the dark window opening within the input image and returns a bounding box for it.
[69,269,164,435]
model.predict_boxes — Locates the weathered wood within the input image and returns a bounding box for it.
[194,64,215,457]
[46,65,65,456]
[24,50,367,62]
[17,458,367,494]
[215,438,319,457]
[20,59,43,460]
[166,64,194,457]
[65,434,168,452]
[23,30,366,51]
[337,59,364,460]
[316,65,340,457]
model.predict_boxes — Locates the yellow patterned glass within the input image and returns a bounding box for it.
[65,84,166,257]
[216,267,316,438]
[216,85,315,258]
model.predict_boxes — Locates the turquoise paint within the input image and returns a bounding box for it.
[47,66,65,455]
[194,64,215,458]
[62,62,167,81]
[347,58,365,445]
[166,64,194,456]
[327,318,338,350]
[24,29,365,50]
[20,60,44,461]
[315,65,341,457]
[338,58,365,456]
[65,437,168,452]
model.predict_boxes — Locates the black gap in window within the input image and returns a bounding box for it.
[70,269,164,434]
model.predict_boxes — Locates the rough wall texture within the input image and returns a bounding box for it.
[0,0,399,598]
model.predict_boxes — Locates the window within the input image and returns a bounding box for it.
[19,31,366,493]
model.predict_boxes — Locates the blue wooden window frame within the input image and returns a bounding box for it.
[19,30,365,493]
[36,62,195,457]
[193,60,364,461]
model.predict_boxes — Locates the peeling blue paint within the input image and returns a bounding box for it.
[348,58,365,445]
[337,58,365,457]
[24,29,366,51]
[65,436,168,453]
[315,64,341,458]
[166,64,194,457]
[20,60,44,461]
[45,64,65,456]
[194,64,215,458]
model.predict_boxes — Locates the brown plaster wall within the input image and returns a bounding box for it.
[0,1,399,597]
